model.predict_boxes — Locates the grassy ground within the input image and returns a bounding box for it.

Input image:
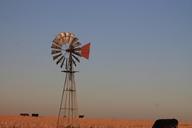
[0,116,191,128]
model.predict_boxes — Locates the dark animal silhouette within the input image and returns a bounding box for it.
[20,113,29,116]
[152,119,178,128]
[31,113,39,117]
[79,115,84,118]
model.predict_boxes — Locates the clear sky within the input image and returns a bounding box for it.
[0,0,192,121]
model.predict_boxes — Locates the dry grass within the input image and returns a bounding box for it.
[0,116,191,128]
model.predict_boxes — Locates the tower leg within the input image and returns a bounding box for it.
[57,72,79,128]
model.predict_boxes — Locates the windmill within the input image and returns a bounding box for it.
[51,32,91,128]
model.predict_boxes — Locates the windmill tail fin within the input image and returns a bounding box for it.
[81,43,91,59]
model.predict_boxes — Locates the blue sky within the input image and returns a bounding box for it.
[0,0,192,121]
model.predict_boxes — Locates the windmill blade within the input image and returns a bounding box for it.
[51,50,61,55]
[72,54,80,63]
[51,43,61,50]
[71,37,79,45]
[56,56,64,65]
[51,45,61,50]
[72,58,76,67]
[69,36,75,44]
[73,51,81,57]
[73,47,81,51]
[60,57,65,68]
[65,33,70,43]
[81,43,91,59]
[73,42,81,48]
[53,53,62,60]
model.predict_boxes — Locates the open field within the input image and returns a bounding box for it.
[0,116,191,128]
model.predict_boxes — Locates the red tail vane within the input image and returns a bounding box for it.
[81,43,91,59]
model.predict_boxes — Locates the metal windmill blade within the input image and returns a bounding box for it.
[53,53,62,60]
[72,54,80,63]
[51,50,62,55]
[71,38,79,46]
[51,43,62,50]
[73,47,81,51]
[73,51,81,57]
[65,32,71,43]
[72,58,77,67]
[73,42,81,48]
[56,56,64,65]
[60,57,65,68]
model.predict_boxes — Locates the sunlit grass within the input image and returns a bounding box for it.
[0,116,191,128]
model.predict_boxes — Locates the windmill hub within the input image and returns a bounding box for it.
[51,32,91,128]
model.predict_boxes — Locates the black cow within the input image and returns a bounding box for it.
[152,119,178,128]
[31,113,39,117]
[79,115,84,118]
[20,113,29,116]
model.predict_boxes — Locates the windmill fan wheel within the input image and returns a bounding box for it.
[51,32,90,70]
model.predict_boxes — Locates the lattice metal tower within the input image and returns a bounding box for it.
[51,32,90,128]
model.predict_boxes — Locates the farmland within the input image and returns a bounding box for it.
[0,116,191,128]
